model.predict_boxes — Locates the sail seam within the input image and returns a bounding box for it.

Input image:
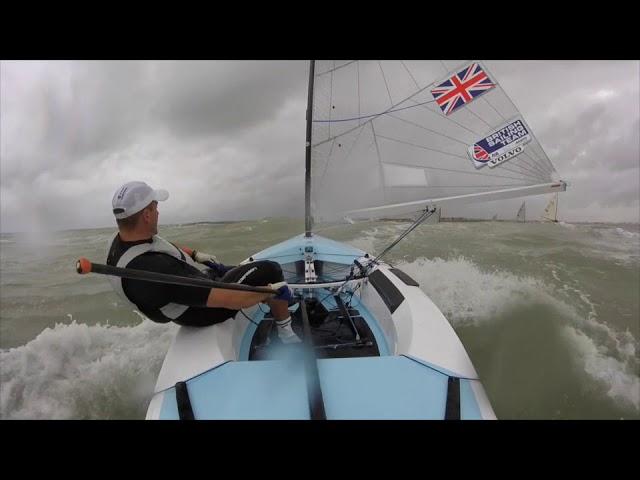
[378,61,395,107]
[357,61,361,127]
[375,134,548,183]
[371,122,387,203]
[481,63,558,175]
[477,94,554,177]
[385,110,551,181]
[385,107,550,181]
[313,99,438,123]
[312,79,439,147]
[401,60,421,90]
[381,159,535,182]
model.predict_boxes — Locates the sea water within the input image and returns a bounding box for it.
[1,218,638,419]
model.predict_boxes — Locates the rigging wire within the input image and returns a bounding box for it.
[368,207,436,267]
[312,98,438,123]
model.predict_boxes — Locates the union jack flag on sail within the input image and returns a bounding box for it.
[431,63,496,115]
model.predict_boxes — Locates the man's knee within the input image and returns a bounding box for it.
[258,260,284,282]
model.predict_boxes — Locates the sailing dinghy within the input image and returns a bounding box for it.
[137,61,566,419]
[517,201,526,222]
[541,193,559,222]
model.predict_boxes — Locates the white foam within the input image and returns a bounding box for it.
[347,231,378,255]
[615,227,640,239]
[571,225,640,267]
[558,221,576,229]
[562,326,639,410]
[348,223,412,255]
[397,256,640,412]
[398,256,552,326]
[0,319,178,419]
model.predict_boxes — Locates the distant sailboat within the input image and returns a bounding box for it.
[427,207,441,224]
[516,201,526,222]
[541,193,559,222]
[491,214,498,221]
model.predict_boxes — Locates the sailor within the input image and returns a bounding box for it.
[106,181,301,343]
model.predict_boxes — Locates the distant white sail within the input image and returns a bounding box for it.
[541,193,559,222]
[310,60,566,224]
[517,201,526,222]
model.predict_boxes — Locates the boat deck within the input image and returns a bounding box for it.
[157,355,483,420]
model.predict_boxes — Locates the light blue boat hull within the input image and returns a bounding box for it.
[147,233,496,420]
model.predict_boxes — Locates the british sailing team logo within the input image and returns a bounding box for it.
[468,117,532,169]
[472,145,490,161]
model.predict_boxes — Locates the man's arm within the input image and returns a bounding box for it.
[125,253,211,308]
[129,253,275,310]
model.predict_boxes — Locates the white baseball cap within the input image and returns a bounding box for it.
[112,181,169,219]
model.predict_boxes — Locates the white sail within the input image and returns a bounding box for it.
[310,61,565,224]
[517,201,526,222]
[541,193,559,222]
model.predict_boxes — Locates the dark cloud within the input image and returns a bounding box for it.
[0,60,638,232]
[150,61,308,137]
[485,61,639,219]
[61,61,151,158]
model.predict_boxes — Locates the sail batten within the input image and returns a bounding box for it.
[310,60,565,224]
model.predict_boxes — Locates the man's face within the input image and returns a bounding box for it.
[147,201,159,234]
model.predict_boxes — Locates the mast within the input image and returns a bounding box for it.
[304,60,315,237]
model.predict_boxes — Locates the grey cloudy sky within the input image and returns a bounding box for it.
[1,60,638,233]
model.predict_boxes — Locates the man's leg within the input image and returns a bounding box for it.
[264,298,290,321]
[266,298,300,343]
[221,261,301,343]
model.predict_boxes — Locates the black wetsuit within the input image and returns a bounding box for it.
[106,235,284,327]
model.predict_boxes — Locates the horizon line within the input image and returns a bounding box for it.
[1,217,639,235]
